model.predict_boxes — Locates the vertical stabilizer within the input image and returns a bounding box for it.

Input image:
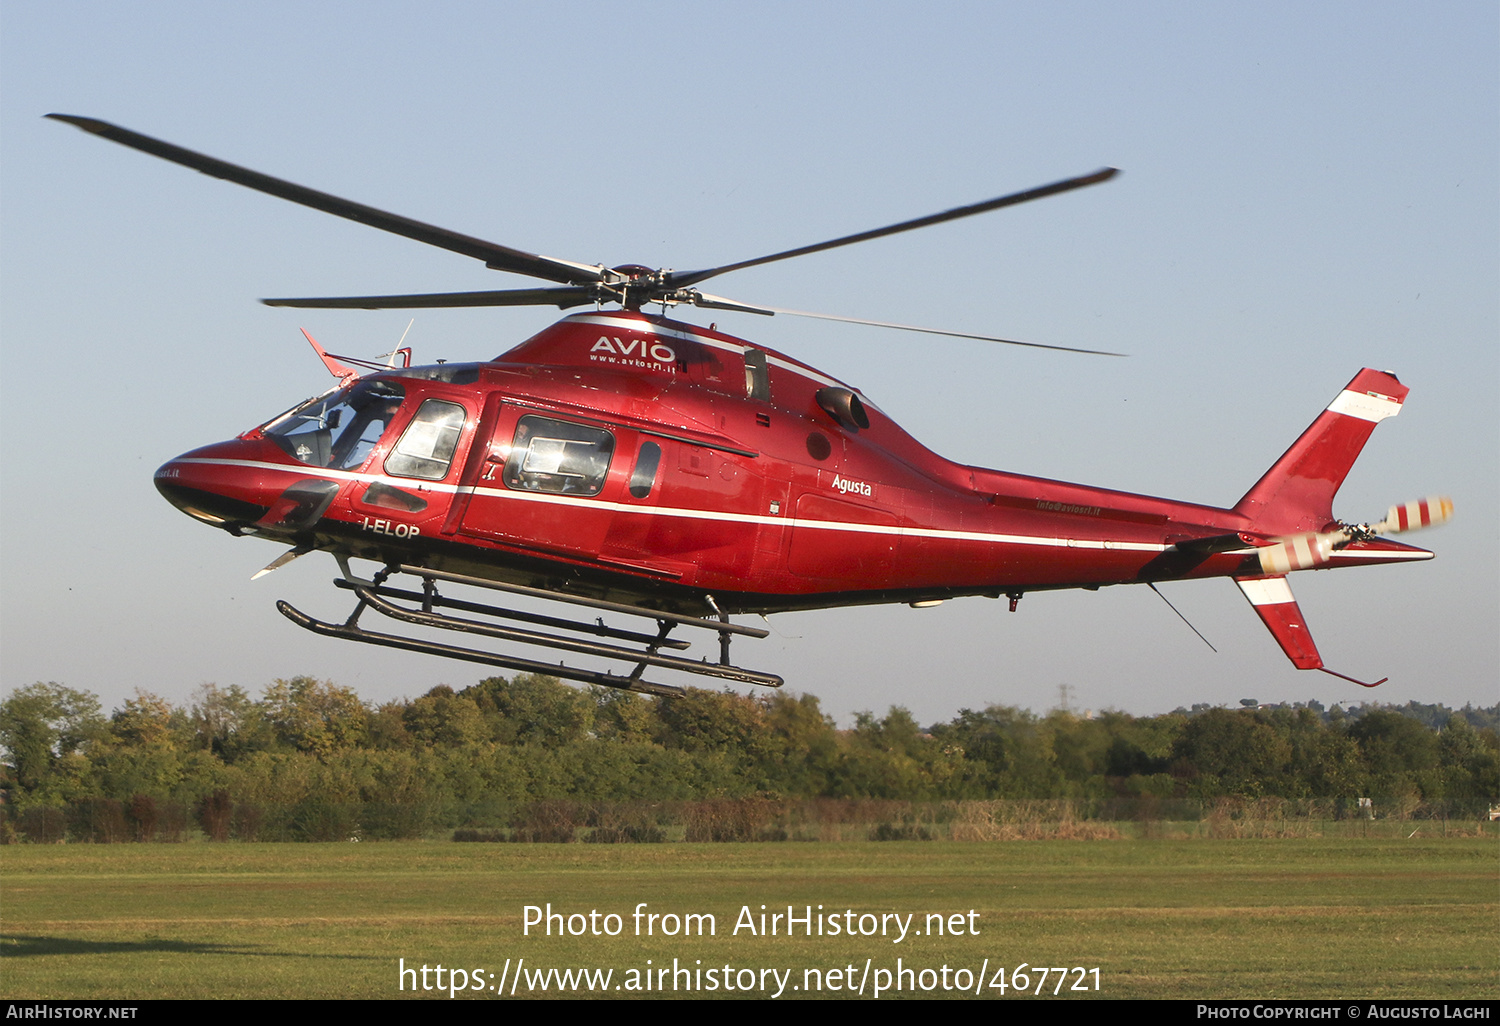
[1233,369,1407,535]
[1234,573,1389,687]
[1234,575,1322,669]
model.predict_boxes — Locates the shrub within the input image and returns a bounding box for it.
[18,806,66,843]
[509,800,576,843]
[196,789,233,841]
[128,794,159,842]
[69,798,127,843]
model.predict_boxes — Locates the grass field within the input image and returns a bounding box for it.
[2,837,1495,1000]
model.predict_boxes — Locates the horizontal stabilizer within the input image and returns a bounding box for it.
[1174,532,1255,555]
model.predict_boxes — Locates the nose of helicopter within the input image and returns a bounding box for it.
[154,439,273,531]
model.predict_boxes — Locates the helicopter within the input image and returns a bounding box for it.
[50,114,1451,697]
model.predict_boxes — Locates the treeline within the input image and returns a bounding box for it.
[1,676,1495,842]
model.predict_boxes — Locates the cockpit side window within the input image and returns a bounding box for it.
[503,415,614,496]
[266,380,405,471]
[385,399,467,480]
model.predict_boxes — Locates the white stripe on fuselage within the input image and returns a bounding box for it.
[170,456,1166,553]
[169,457,1433,563]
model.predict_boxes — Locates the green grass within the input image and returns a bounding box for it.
[2,838,1495,999]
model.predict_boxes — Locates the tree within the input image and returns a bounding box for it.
[110,690,183,750]
[758,692,839,795]
[1347,708,1441,806]
[464,675,595,746]
[189,683,271,761]
[366,699,415,750]
[404,686,486,748]
[1173,709,1292,798]
[0,683,107,791]
[590,688,656,744]
[1101,710,1180,780]
[930,705,1060,798]
[1348,709,1440,776]
[651,687,766,756]
[261,677,367,757]
[834,707,959,800]
[1045,710,1114,795]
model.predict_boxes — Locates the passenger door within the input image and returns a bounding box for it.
[456,408,622,559]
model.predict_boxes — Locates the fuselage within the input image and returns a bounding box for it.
[153,311,1420,614]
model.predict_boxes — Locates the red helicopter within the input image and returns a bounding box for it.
[52,115,1450,696]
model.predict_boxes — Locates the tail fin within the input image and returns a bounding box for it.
[1233,369,1407,535]
[1234,575,1321,668]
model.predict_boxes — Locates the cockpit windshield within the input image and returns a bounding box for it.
[265,379,406,470]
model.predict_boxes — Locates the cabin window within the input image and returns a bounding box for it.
[504,415,614,496]
[385,399,467,480]
[628,441,662,498]
[266,379,405,471]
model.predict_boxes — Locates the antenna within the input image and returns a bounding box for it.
[379,319,415,369]
[1148,582,1218,652]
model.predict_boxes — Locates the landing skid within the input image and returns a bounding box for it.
[277,560,784,697]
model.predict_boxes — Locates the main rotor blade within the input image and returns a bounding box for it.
[262,287,599,310]
[47,114,605,286]
[668,168,1119,289]
[690,294,1126,356]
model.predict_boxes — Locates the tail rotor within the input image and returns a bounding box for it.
[1254,495,1452,575]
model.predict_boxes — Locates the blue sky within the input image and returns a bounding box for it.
[2,2,1495,724]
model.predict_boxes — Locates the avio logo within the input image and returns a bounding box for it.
[590,335,676,363]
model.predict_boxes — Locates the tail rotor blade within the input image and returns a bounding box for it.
[1373,495,1453,535]
[1255,531,1340,575]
